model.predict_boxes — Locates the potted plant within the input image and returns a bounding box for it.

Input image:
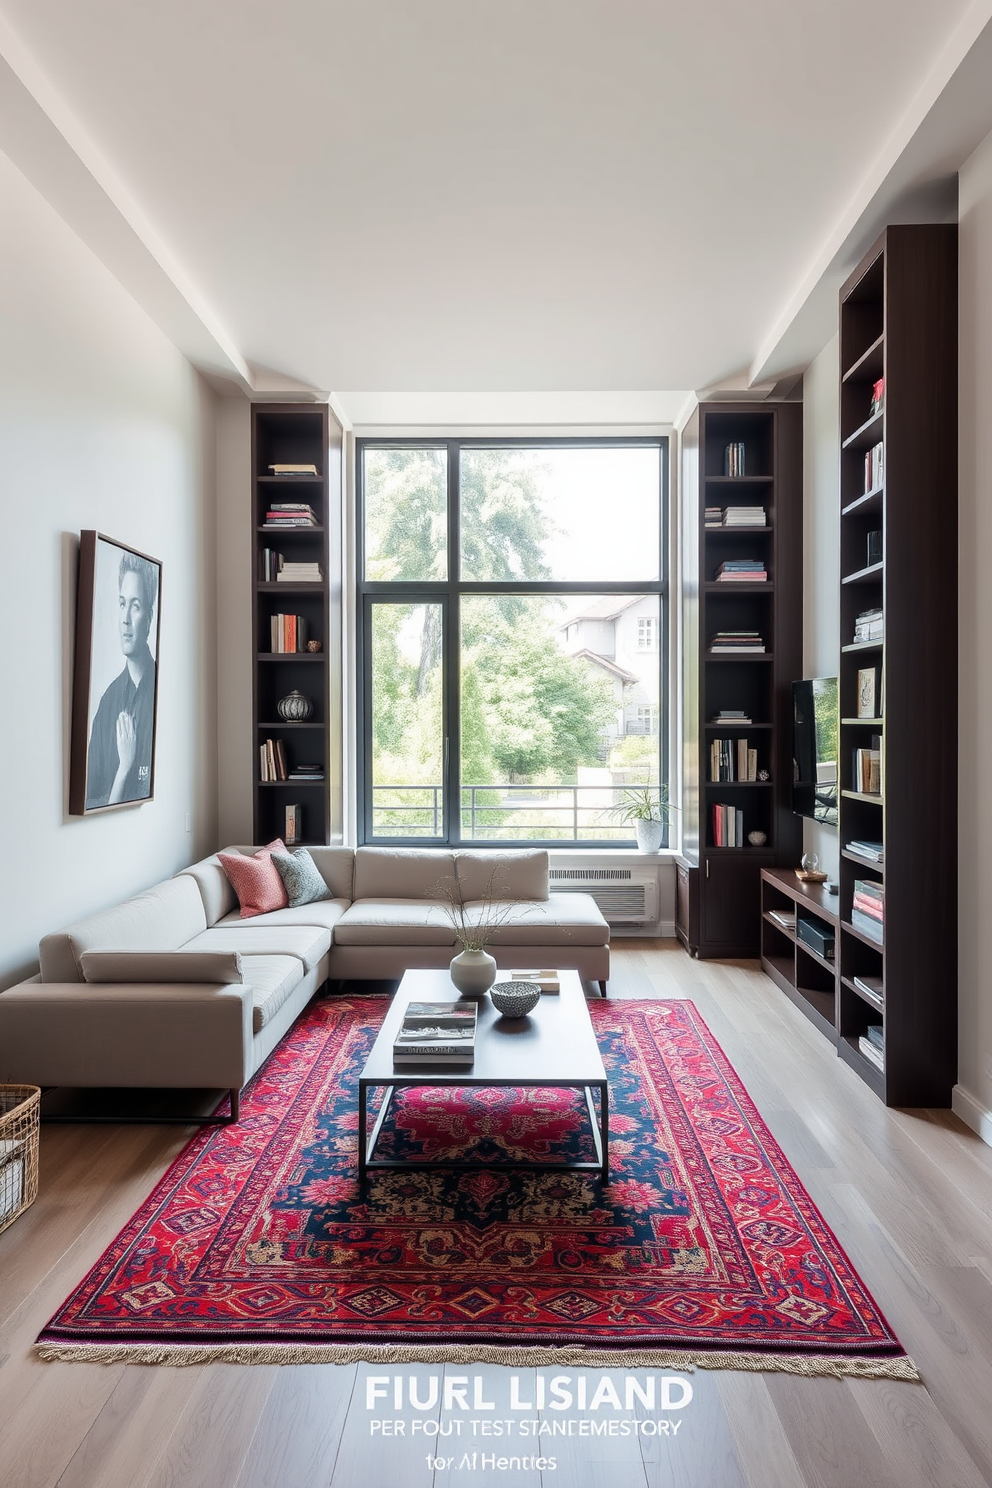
[609,785,677,853]
[431,867,542,995]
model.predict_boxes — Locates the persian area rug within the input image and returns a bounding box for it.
[37,997,915,1378]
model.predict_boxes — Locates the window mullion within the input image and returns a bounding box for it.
[446,443,461,844]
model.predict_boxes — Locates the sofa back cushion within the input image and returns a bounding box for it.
[39,875,209,983]
[176,855,239,926]
[455,849,549,902]
[301,847,355,901]
[353,847,457,902]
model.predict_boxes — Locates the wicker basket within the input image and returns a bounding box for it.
[0,1085,40,1236]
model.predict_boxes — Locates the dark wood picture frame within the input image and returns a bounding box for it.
[69,530,162,815]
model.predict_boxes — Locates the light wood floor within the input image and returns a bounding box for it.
[3,941,992,1488]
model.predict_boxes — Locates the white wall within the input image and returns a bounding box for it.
[955,126,992,1144]
[215,397,253,846]
[0,146,218,990]
[801,336,841,882]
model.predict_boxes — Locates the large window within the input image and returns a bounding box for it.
[357,439,669,845]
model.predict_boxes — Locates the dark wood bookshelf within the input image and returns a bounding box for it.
[836,224,958,1107]
[252,405,331,847]
[760,869,839,1042]
[679,403,803,958]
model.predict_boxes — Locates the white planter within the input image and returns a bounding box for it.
[634,818,665,853]
[449,947,497,996]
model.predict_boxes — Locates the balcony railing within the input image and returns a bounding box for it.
[370,782,663,843]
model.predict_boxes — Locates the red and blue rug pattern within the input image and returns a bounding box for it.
[37,997,912,1373]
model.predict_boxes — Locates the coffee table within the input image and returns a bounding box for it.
[358,968,608,1182]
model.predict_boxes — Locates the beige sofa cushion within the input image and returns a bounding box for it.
[454,849,549,902]
[182,925,331,974]
[460,892,609,946]
[216,900,349,935]
[239,954,308,1033]
[39,876,208,983]
[303,847,355,901]
[353,847,456,901]
[80,950,243,984]
[333,900,458,947]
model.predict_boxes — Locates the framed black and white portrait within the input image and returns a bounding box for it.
[69,531,162,814]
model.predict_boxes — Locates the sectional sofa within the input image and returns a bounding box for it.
[0,846,609,1119]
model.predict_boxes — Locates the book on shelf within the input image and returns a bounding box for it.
[269,463,319,476]
[704,506,723,528]
[259,737,289,783]
[508,968,560,993]
[853,613,884,645]
[722,507,766,526]
[709,737,758,781]
[864,442,884,494]
[287,769,325,781]
[712,803,744,847]
[853,736,882,794]
[866,529,882,566]
[708,630,765,653]
[715,561,767,582]
[870,377,885,417]
[768,909,796,930]
[858,1032,884,1072]
[284,803,303,845]
[260,548,283,581]
[392,1001,478,1063]
[276,563,323,582]
[853,974,884,1008]
[269,614,310,653]
[710,710,753,724]
[846,839,883,862]
[851,908,884,944]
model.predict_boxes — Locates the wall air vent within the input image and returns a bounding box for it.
[549,868,659,924]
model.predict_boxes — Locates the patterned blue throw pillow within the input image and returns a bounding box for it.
[271,848,332,907]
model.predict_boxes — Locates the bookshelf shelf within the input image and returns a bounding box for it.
[252,405,331,846]
[841,487,884,517]
[759,870,839,1042]
[838,240,957,1101]
[842,409,885,451]
[678,404,802,958]
[842,562,883,585]
[842,333,885,384]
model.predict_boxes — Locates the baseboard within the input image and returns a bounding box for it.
[952,1083,992,1148]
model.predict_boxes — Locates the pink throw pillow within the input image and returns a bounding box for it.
[218,840,290,919]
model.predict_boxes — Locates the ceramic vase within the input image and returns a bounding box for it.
[277,690,313,721]
[634,818,665,853]
[449,947,497,996]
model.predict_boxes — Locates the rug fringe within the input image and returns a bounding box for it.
[34,1340,921,1380]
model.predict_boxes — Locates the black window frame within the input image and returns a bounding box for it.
[356,436,670,848]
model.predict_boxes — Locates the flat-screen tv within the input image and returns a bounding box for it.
[792,677,838,827]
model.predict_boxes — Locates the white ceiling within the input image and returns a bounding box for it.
[1,1,991,423]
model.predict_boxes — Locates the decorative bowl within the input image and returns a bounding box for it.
[490,982,541,1019]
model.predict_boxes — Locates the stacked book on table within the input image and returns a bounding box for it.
[858,1023,884,1072]
[393,1002,478,1065]
[715,560,767,583]
[851,879,884,944]
[708,630,766,654]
